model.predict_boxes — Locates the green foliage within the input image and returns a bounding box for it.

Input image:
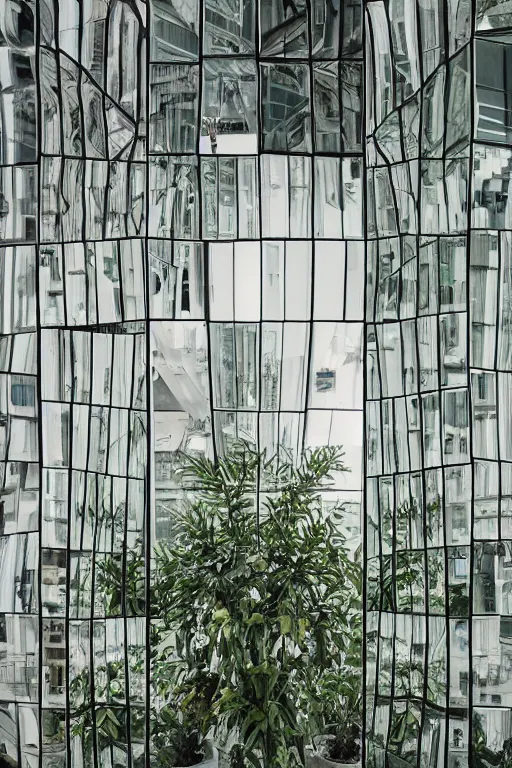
[153,444,361,767]
[96,541,146,616]
[70,663,128,751]
[474,712,512,768]
[308,664,361,762]
[151,705,205,768]
[369,496,443,615]
[71,445,362,768]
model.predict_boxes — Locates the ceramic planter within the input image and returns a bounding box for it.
[305,745,361,768]
[305,756,361,768]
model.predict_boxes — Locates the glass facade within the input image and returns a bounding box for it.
[365,1,512,766]
[1,0,364,766]
[10,0,512,765]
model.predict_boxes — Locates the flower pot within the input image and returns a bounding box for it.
[152,741,219,768]
[305,745,360,768]
[306,755,361,768]
[173,741,218,768]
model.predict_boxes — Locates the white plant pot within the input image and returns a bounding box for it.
[171,741,219,768]
[305,745,360,768]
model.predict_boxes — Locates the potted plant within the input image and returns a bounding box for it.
[151,703,218,768]
[305,608,362,768]
[70,646,218,768]
[71,554,217,768]
[150,632,220,768]
[305,666,361,767]
[153,445,360,768]
[71,445,360,768]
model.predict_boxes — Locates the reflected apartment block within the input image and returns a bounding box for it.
[0,1,40,763]
[6,0,366,765]
[6,0,512,766]
[366,1,512,766]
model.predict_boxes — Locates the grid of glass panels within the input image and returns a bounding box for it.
[0,2,41,766]
[38,1,149,766]
[365,1,512,766]
[0,0,364,765]
[147,0,365,631]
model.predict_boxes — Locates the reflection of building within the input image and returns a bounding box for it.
[0,704,18,765]
[152,0,199,60]
[473,146,512,229]
[0,30,36,167]
[42,470,68,549]
[261,64,310,151]
[42,620,66,708]
[260,0,308,57]
[202,59,258,152]
[0,461,38,536]
[0,616,37,702]
[1,0,364,760]
[153,0,256,59]
[150,157,199,239]
[366,4,512,767]
[149,241,204,319]
[204,0,255,54]
[151,64,199,153]
[151,321,212,538]
[201,157,259,238]
[41,551,66,617]
[0,248,36,334]
[0,37,37,241]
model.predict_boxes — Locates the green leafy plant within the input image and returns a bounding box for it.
[70,445,361,768]
[152,445,361,767]
[309,664,362,762]
[151,704,205,767]
[474,712,512,768]
[96,541,146,616]
[306,555,362,763]
[150,645,220,767]
[70,663,130,752]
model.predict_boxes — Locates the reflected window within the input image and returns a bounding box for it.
[476,39,512,144]
[11,378,36,407]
